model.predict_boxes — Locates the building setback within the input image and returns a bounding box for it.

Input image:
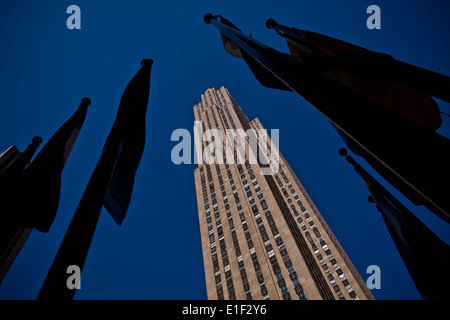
[193,87,374,300]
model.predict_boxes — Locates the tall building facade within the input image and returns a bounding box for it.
[193,87,374,300]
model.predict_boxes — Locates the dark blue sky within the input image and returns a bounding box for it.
[0,0,449,300]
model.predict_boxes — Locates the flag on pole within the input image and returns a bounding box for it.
[204,14,450,223]
[340,148,450,300]
[37,59,153,300]
[269,19,445,208]
[210,15,291,91]
[267,19,450,102]
[12,98,90,232]
[103,58,152,226]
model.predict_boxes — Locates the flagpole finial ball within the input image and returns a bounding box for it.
[32,136,43,146]
[266,18,276,29]
[80,97,91,107]
[141,59,154,66]
[204,13,214,24]
[338,148,348,157]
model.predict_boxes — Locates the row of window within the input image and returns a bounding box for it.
[239,161,307,300]
[274,169,358,300]
[223,160,267,299]
[201,159,268,299]
[202,164,236,300]
[249,120,277,166]
[216,91,265,300]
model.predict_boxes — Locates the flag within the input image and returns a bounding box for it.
[269,21,444,131]
[269,20,450,103]
[0,136,42,199]
[12,98,90,232]
[205,14,450,223]
[289,21,448,215]
[333,125,425,207]
[103,58,152,226]
[341,149,450,300]
[208,14,291,91]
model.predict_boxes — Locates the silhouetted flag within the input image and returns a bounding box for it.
[291,27,450,104]
[204,14,450,223]
[13,99,90,232]
[37,60,153,300]
[332,124,431,209]
[271,23,444,131]
[103,59,152,226]
[340,149,450,300]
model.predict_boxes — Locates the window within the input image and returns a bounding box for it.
[287,265,295,274]
[260,200,268,210]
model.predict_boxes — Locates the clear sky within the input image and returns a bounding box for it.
[0,0,449,300]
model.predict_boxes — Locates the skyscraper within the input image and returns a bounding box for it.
[0,145,32,283]
[193,87,374,300]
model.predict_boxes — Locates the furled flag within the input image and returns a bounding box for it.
[12,98,90,232]
[37,60,153,300]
